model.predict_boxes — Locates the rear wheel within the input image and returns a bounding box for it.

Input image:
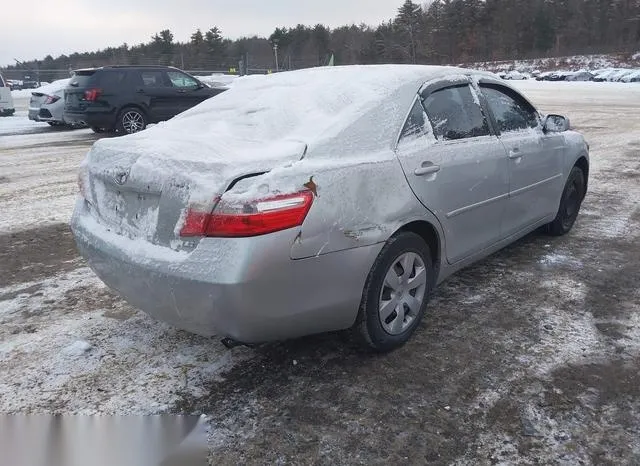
[116,107,147,134]
[547,166,586,236]
[354,232,434,352]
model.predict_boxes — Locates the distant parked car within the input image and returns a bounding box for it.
[565,70,594,82]
[63,65,226,135]
[620,69,640,83]
[72,65,590,351]
[0,73,15,116]
[503,70,529,80]
[6,79,23,90]
[28,79,82,127]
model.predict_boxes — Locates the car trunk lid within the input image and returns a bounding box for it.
[81,133,307,252]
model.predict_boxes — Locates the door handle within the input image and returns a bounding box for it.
[414,162,441,176]
[508,147,522,159]
[135,88,145,94]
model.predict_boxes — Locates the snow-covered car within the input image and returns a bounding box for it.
[593,68,622,82]
[0,73,16,116]
[620,69,640,83]
[565,70,594,82]
[71,65,589,352]
[28,78,80,127]
[503,70,529,80]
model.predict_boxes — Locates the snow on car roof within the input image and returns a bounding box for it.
[96,65,477,163]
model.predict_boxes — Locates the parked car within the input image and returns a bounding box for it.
[503,70,529,80]
[620,69,640,83]
[0,73,15,116]
[6,79,23,90]
[565,70,594,81]
[71,65,589,352]
[29,78,82,127]
[63,65,226,134]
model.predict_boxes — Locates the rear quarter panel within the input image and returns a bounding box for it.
[224,151,444,260]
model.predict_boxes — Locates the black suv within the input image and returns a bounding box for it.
[63,66,225,134]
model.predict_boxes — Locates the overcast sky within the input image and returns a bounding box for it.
[0,0,399,67]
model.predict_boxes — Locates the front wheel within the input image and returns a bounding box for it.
[116,107,147,134]
[547,166,586,236]
[354,232,434,352]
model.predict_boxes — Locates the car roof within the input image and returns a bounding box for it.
[72,65,182,73]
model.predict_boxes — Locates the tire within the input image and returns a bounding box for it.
[116,107,147,134]
[354,232,434,352]
[547,166,586,236]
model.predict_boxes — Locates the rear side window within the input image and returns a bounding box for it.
[480,84,539,133]
[68,70,97,88]
[98,71,127,88]
[423,85,490,141]
[399,98,429,141]
[139,71,168,87]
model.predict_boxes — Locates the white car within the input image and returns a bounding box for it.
[0,73,16,116]
[28,78,79,127]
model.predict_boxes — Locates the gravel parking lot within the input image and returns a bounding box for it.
[1,82,639,464]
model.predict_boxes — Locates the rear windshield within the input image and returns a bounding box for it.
[68,70,97,88]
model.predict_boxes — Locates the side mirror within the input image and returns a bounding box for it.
[543,114,570,133]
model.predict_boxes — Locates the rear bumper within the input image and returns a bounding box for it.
[71,199,381,343]
[29,108,57,122]
[64,110,115,129]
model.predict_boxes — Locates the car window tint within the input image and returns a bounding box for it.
[99,71,127,88]
[399,98,429,142]
[480,84,539,133]
[423,85,490,141]
[140,71,167,87]
[167,71,198,89]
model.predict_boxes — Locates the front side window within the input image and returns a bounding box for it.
[423,84,490,141]
[167,71,199,89]
[140,71,168,87]
[480,84,539,133]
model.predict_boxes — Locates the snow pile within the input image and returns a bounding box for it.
[196,73,238,89]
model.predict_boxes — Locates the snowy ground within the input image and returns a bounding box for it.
[1,83,640,463]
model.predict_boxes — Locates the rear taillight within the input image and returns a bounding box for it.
[44,95,60,105]
[84,88,102,101]
[180,191,314,237]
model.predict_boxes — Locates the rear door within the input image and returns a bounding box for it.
[395,79,510,264]
[477,80,564,236]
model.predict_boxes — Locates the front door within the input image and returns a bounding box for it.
[166,70,211,116]
[477,82,565,236]
[396,80,510,264]
[136,70,178,122]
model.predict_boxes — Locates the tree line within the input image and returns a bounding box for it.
[5,0,640,81]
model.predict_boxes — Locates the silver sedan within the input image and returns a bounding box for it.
[71,65,589,352]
